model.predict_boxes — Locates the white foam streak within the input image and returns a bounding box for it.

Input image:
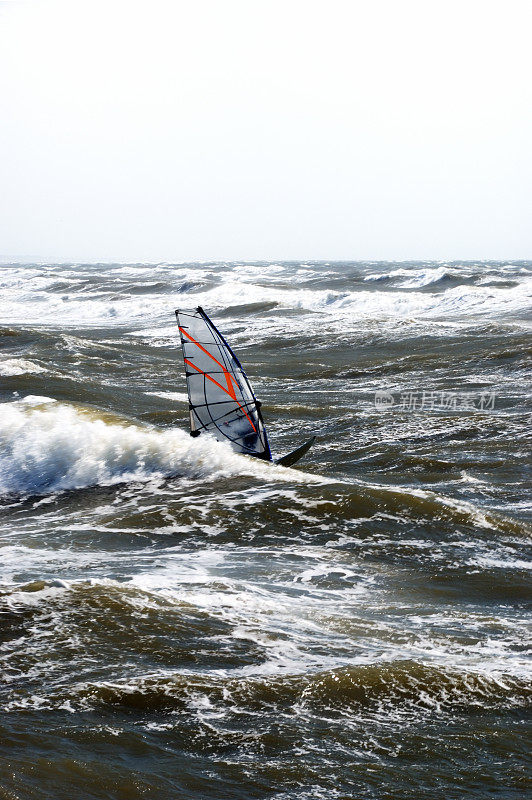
[146,391,189,403]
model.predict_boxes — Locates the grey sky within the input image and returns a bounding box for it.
[1,0,530,262]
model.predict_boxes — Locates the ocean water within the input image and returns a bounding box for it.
[0,261,530,799]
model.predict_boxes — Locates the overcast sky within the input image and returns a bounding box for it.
[0,0,530,262]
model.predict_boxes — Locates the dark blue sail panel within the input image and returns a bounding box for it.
[175,307,272,461]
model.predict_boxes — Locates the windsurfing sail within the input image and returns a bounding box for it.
[175,307,272,461]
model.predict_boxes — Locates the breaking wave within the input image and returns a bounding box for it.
[0,398,312,496]
[363,266,454,287]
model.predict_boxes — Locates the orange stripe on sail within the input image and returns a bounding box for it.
[184,358,257,432]
[179,326,239,399]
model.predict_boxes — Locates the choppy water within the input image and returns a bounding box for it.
[1,261,531,799]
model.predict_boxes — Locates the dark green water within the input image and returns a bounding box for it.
[0,261,531,799]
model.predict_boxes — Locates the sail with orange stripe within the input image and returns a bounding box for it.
[175,307,272,461]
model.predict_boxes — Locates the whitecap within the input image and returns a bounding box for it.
[0,358,47,376]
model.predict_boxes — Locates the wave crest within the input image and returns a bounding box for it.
[80,661,530,715]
